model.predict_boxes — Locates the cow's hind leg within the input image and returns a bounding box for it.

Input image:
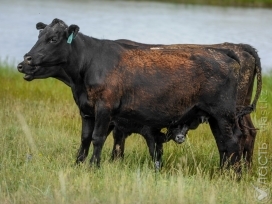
[209,116,243,173]
[242,114,257,168]
[218,117,242,172]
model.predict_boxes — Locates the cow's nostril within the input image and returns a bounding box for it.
[24,54,32,64]
[17,64,23,72]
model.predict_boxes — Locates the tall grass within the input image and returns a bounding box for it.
[0,64,271,203]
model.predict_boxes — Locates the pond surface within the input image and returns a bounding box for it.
[1,0,272,71]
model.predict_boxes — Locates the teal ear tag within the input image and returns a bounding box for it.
[67,33,74,44]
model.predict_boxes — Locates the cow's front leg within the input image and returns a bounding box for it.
[90,103,111,167]
[76,115,95,164]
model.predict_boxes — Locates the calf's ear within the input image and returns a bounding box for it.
[36,22,47,30]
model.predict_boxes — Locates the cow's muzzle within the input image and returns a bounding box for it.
[174,133,186,144]
[17,62,39,81]
[172,124,189,144]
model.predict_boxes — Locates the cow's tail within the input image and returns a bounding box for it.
[236,44,262,118]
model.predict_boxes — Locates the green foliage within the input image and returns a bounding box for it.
[0,65,271,203]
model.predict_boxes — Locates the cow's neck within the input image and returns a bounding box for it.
[64,33,98,83]
[53,70,71,87]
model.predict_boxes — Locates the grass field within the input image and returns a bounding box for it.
[0,63,271,203]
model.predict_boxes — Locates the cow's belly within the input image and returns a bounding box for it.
[115,92,200,128]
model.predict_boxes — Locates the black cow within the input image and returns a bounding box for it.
[21,18,251,171]
[115,40,262,167]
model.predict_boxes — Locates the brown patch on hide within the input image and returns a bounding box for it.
[87,86,104,107]
[152,43,259,108]
[112,48,227,116]
[118,49,194,72]
[87,69,124,110]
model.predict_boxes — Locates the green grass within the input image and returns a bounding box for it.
[0,63,271,203]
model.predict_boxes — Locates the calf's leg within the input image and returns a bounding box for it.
[142,128,165,171]
[111,127,127,160]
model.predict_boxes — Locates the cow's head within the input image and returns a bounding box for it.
[167,125,188,144]
[21,18,79,79]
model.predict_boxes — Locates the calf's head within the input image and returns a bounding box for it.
[21,18,79,79]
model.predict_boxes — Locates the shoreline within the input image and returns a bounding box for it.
[134,0,272,8]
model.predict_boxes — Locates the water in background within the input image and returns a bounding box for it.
[1,0,272,71]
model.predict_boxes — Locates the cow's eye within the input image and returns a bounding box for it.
[49,37,57,43]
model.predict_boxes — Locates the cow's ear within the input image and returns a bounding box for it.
[36,22,47,30]
[66,24,79,39]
